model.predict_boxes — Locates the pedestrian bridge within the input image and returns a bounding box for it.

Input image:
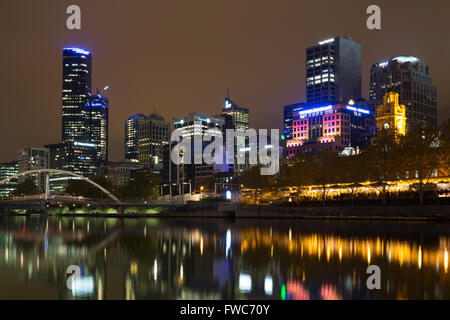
[0,169,121,204]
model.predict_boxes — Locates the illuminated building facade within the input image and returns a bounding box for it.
[376,92,407,137]
[85,93,109,166]
[370,56,437,129]
[283,102,306,142]
[0,161,18,198]
[99,161,142,186]
[306,36,361,105]
[61,47,109,176]
[62,47,92,143]
[170,112,225,193]
[125,113,146,162]
[222,95,250,175]
[138,113,170,172]
[17,147,49,192]
[286,102,375,157]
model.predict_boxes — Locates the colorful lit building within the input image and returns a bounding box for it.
[376,92,407,137]
[286,102,375,157]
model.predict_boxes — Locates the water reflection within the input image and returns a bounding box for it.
[0,215,450,300]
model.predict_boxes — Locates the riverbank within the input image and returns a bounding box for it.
[2,203,450,221]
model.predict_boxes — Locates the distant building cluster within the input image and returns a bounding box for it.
[283,36,437,158]
[0,36,439,198]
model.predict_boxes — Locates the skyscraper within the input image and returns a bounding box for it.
[221,94,249,175]
[370,56,437,129]
[62,47,92,143]
[86,93,109,166]
[17,147,49,192]
[125,113,147,162]
[138,113,170,172]
[306,36,362,105]
[61,47,108,176]
[0,161,18,198]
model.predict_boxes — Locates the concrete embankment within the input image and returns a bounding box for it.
[2,203,450,221]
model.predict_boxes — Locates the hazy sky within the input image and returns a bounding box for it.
[0,0,449,162]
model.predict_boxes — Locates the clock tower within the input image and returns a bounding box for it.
[376,92,406,137]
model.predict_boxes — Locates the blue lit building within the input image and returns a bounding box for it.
[286,102,375,157]
[283,102,306,142]
[62,47,92,143]
[86,93,109,166]
[61,47,108,176]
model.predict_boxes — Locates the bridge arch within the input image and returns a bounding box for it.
[0,169,121,204]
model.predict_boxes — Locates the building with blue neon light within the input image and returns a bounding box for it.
[61,47,108,176]
[285,103,375,157]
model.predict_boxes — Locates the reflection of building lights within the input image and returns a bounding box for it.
[339,247,342,262]
[418,246,422,270]
[200,237,204,255]
[71,276,94,297]
[281,284,287,300]
[264,275,273,295]
[445,249,449,273]
[153,260,158,281]
[226,230,231,257]
[367,246,371,265]
[239,273,252,293]
[130,261,138,275]
[180,264,184,282]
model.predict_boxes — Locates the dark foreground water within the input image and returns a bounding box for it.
[0,215,450,300]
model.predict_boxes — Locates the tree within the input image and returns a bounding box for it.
[309,150,339,205]
[12,177,40,196]
[121,170,160,201]
[364,129,403,204]
[279,154,313,206]
[337,154,369,205]
[238,165,272,204]
[65,175,115,200]
[402,123,441,205]
[440,119,450,176]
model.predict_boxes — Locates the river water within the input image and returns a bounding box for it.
[0,215,449,300]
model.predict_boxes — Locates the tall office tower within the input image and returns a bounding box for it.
[0,161,18,198]
[171,112,225,192]
[86,93,109,166]
[17,147,49,192]
[306,36,362,105]
[221,94,250,175]
[62,47,92,143]
[370,56,437,129]
[138,113,170,172]
[125,113,147,162]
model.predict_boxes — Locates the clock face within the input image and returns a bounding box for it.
[383,123,390,130]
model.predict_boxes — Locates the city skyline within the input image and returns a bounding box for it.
[1,1,449,163]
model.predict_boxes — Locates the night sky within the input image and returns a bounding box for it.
[0,0,449,162]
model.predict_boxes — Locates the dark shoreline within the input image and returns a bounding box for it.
[1,203,450,221]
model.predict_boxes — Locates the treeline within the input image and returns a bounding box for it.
[65,169,160,202]
[11,169,160,202]
[240,121,450,205]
